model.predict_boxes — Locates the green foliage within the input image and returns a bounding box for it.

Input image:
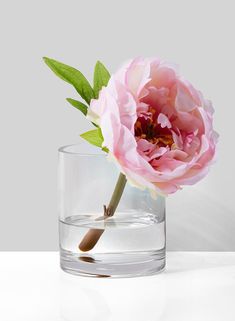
[93,61,111,98]
[80,128,105,148]
[44,57,110,151]
[43,57,94,104]
[66,98,88,115]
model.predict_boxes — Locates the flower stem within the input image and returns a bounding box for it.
[104,173,127,217]
[78,173,127,252]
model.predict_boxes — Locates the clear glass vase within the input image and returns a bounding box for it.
[58,144,166,278]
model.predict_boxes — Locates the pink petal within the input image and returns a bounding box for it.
[175,79,199,112]
[149,147,168,160]
[149,63,176,88]
[157,113,171,128]
[125,57,151,97]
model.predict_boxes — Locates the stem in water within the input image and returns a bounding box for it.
[78,173,127,252]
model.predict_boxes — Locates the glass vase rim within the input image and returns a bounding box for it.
[58,143,106,157]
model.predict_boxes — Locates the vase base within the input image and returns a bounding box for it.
[60,248,165,278]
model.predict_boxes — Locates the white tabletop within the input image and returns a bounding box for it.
[0,252,235,321]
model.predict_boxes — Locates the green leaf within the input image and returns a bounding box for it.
[66,98,88,115]
[93,61,111,98]
[43,57,94,104]
[66,98,98,127]
[102,146,109,153]
[80,128,104,148]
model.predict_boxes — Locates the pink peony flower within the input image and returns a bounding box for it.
[88,57,218,195]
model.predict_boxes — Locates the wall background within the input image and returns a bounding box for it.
[0,0,234,250]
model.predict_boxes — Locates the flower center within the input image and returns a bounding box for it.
[134,111,174,147]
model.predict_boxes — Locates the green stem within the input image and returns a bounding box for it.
[105,173,127,217]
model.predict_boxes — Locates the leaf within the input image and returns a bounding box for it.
[93,61,111,98]
[66,98,88,115]
[80,128,104,148]
[102,146,109,153]
[66,98,98,127]
[43,57,94,104]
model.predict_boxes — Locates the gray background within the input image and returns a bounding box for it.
[0,0,234,251]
